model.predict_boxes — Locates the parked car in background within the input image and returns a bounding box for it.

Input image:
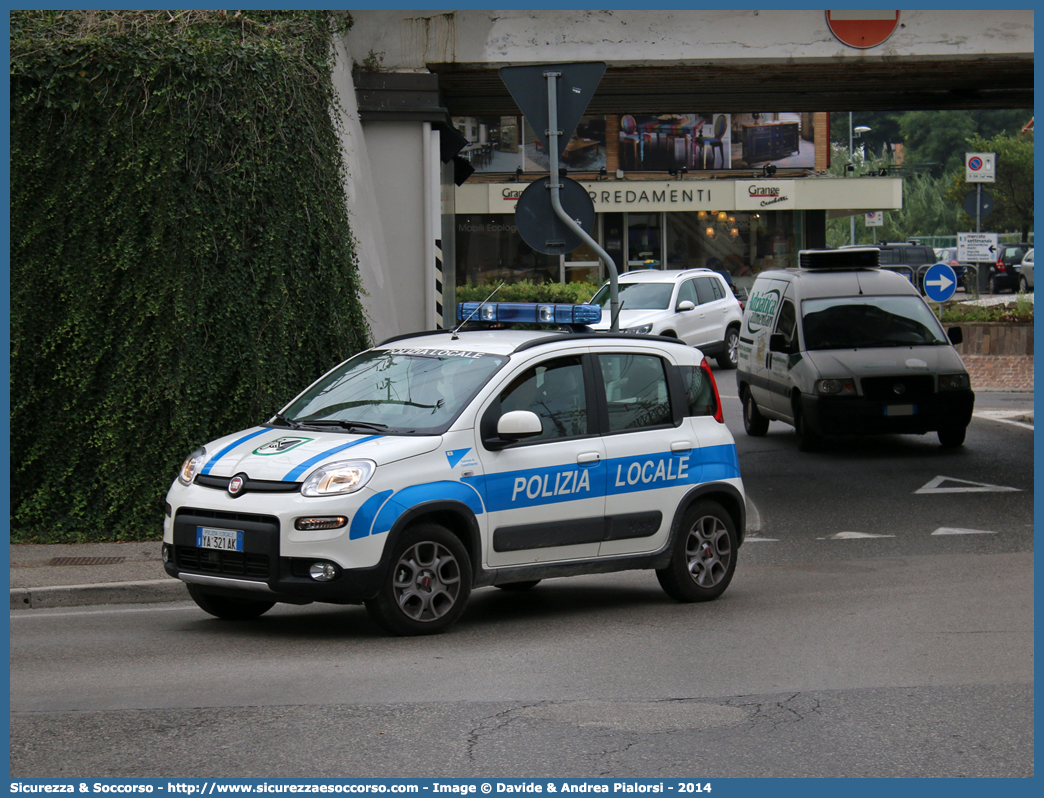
[1017,248,1034,292]
[589,269,744,369]
[842,242,937,292]
[933,247,969,288]
[991,242,1033,293]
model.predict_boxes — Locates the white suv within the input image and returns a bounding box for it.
[164,302,746,635]
[589,269,744,369]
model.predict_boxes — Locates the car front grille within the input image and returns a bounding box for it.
[176,546,270,578]
[861,375,935,402]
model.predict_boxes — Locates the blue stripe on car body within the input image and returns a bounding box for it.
[201,429,269,475]
[282,435,383,482]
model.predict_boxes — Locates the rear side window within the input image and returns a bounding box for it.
[679,365,718,418]
[599,353,672,431]
[695,276,717,304]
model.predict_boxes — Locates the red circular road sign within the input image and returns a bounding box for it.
[826,10,900,49]
[968,156,983,171]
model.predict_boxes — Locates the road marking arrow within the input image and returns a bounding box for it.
[916,476,1020,494]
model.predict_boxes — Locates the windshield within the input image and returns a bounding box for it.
[591,281,674,310]
[280,347,507,435]
[801,296,948,351]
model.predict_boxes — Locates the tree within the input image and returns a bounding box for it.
[898,110,1029,173]
[946,131,1034,241]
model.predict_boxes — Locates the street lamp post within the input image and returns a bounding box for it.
[848,113,872,245]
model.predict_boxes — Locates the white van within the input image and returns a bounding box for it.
[735,248,974,450]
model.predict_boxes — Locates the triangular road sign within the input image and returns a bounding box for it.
[915,476,1020,494]
[500,62,606,161]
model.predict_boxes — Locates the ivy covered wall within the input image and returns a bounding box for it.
[10,11,371,541]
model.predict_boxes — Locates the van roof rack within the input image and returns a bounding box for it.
[799,248,880,270]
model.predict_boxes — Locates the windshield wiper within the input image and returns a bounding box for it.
[301,419,389,433]
[271,413,302,429]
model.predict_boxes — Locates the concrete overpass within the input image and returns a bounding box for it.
[345,9,1033,113]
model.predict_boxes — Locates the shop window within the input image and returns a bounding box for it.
[628,213,662,270]
[456,215,558,287]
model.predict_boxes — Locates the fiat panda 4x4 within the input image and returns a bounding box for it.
[164,302,746,635]
[736,248,974,451]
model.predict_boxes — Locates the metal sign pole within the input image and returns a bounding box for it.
[544,70,620,331]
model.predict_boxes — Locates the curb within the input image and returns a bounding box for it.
[10,579,188,610]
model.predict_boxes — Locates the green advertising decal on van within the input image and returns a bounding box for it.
[745,289,780,333]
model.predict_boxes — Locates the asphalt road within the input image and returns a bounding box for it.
[9,389,1034,779]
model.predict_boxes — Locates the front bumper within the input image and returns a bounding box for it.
[164,507,385,604]
[801,389,975,436]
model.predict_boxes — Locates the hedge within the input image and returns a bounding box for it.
[10,11,370,541]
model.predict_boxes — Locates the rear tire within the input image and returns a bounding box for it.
[1020,275,1030,293]
[187,584,275,620]
[365,523,472,636]
[741,387,769,436]
[656,500,737,602]
[716,327,740,370]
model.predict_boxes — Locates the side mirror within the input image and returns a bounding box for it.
[769,334,789,353]
[947,327,963,345]
[497,410,542,441]
[677,300,696,312]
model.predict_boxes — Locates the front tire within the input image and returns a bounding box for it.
[657,500,738,602]
[716,327,740,369]
[794,400,821,452]
[938,425,967,448]
[187,584,275,620]
[365,523,472,636]
[741,387,769,436]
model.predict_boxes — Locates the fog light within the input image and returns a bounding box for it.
[309,561,339,581]
[295,516,348,531]
[161,544,171,564]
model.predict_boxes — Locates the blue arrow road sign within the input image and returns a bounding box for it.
[923,262,957,303]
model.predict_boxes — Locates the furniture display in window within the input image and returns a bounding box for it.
[742,122,800,164]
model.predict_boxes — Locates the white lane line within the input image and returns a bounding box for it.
[974,410,1033,430]
[818,531,895,540]
[932,527,997,536]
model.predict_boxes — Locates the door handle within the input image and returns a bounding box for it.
[577,452,601,464]
[671,441,693,452]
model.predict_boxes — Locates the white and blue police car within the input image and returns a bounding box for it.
[163,302,746,635]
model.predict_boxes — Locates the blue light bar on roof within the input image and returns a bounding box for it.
[456,302,602,326]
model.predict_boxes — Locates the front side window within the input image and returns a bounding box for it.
[499,356,588,441]
[599,353,672,432]
[775,299,799,352]
[801,296,949,351]
[591,281,674,310]
[282,348,506,435]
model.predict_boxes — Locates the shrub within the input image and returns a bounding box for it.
[456,280,598,305]
[10,11,369,541]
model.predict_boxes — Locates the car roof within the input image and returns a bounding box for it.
[375,327,690,357]
[754,267,920,299]
[613,268,717,283]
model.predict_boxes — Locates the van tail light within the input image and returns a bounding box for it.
[700,358,725,424]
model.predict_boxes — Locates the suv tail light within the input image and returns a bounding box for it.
[700,358,725,424]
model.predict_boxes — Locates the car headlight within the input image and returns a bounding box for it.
[939,373,971,391]
[178,447,207,486]
[815,379,857,396]
[300,459,376,497]
[624,324,654,335]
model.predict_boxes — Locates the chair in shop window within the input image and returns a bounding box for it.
[699,116,729,169]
